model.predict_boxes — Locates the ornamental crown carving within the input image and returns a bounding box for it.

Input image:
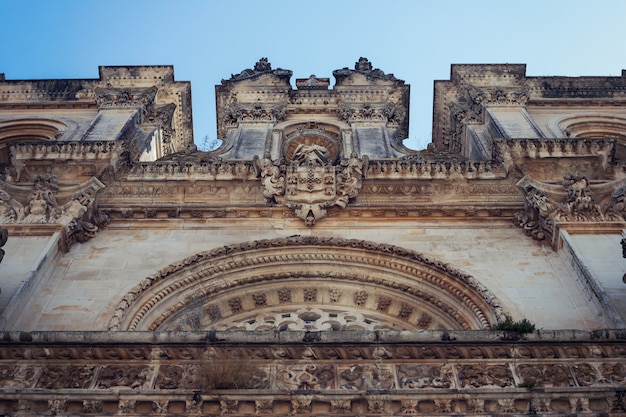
[333,57,403,84]
[226,58,293,83]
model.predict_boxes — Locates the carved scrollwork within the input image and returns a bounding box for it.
[258,150,367,225]
[37,365,94,389]
[337,102,406,127]
[457,364,514,388]
[339,364,395,390]
[96,365,152,389]
[514,174,626,247]
[95,86,157,109]
[0,175,107,250]
[397,364,452,389]
[517,364,574,387]
[276,364,335,390]
[221,103,288,128]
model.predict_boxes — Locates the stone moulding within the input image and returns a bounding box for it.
[108,236,504,332]
[126,159,259,180]
[368,158,505,179]
[494,137,615,174]
[123,158,507,181]
[9,140,128,181]
[0,330,625,416]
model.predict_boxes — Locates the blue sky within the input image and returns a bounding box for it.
[2,0,626,150]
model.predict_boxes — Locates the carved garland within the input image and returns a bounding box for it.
[108,237,505,331]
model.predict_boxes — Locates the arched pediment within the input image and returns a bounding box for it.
[108,237,505,331]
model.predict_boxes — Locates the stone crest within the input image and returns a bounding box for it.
[258,139,366,225]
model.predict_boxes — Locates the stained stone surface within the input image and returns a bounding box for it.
[1,60,626,415]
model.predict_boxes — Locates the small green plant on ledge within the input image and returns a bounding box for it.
[517,379,537,389]
[493,314,536,334]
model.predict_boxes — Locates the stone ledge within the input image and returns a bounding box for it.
[1,329,625,345]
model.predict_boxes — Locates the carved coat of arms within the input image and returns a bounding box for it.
[258,143,366,226]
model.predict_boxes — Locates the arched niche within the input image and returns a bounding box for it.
[108,237,505,331]
[556,115,626,159]
[0,118,68,165]
[281,123,342,164]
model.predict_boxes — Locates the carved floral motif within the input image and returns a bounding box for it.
[457,364,514,388]
[37,365,94,389]
[397,364,452,389]
[339,364,394,390]
[276,364,335,390]
[97,365,152,389]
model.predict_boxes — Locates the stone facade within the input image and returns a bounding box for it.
[1,59,626,416]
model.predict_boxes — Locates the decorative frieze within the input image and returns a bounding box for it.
[1,330,626,417]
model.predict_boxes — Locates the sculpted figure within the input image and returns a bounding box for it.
[260,158,285,201]
[23,175,59,224]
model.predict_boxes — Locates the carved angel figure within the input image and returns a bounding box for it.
[260,159,285,201]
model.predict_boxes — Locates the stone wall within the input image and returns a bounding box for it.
[5,219,618,331]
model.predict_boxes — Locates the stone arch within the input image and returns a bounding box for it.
[555,114,626,159]
[108,237,505,331]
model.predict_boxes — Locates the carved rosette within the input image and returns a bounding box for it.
[258,152,366,226]
[514,174,626,247]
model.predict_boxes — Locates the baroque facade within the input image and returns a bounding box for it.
[0,58,626,416]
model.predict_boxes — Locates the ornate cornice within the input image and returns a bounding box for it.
[494,137,615,172]
[94,86,157,109]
